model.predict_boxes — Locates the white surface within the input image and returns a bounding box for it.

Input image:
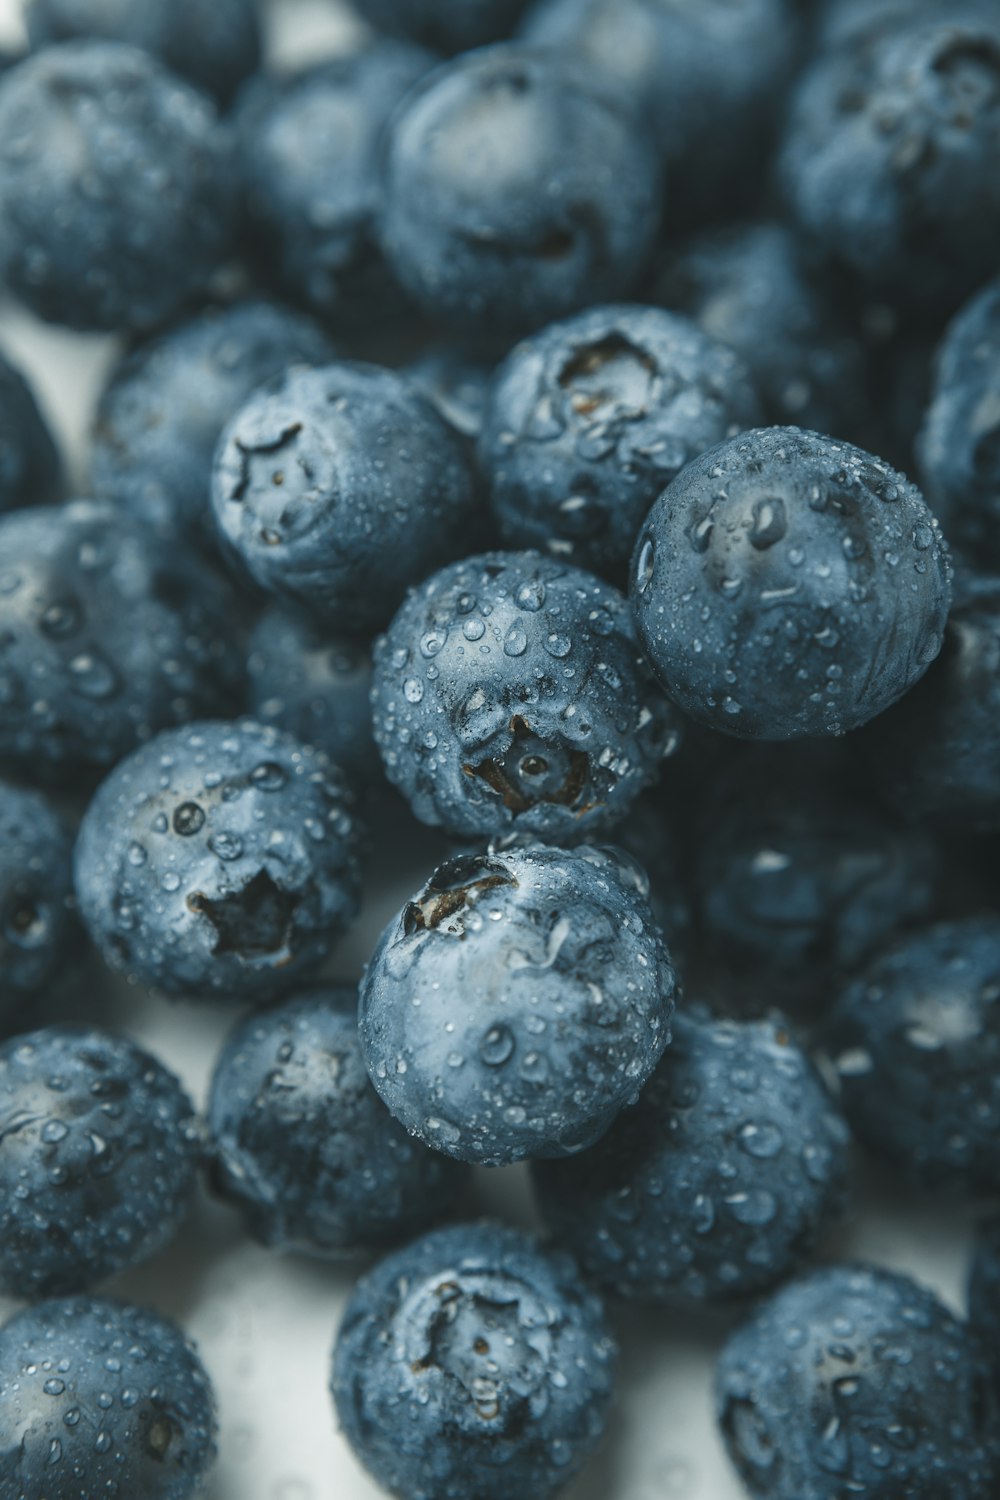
[0,4,980,1498]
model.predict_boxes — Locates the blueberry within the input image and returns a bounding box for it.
[245,605,375,783]
[0,1027,198,1299]
[378,45,662,335]
[821,917,1000,1195]
[359,843,676,1165]
[211,362,474,634]
[654,221,868,439]
[918,277,1000,564]
[234,43,435,327]
[717,1262,999,1500]
[0,499,242,779]
[25,0,261,106]
[0,779,76,1007]
[372,551,681,840]
[534,1012,850,1307]
[331,1222,616,1500]
[521,0,797,226]
[0,42,235,332]
[0,349,60,513]
[969,1216,1000,1386]
[208,985,468,1255]
[406,345,496,442]
[692,746,940,1012]
[630,427,952,740]
[89,300,336,543]
[858,573,1000,830]
[780,12,1000,316]
[0,1295,217,1500]
[352,0,531,52]
[819,0,999,51]
[479,303,761,574]
[74,719,361,1000]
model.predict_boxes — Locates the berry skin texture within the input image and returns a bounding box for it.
[479,303,762,574]
[0,780,76,1006]
[234,44,434,328]
[822,917,1000,1195]
[630,427,952,740]
[89,300,336,543]
[245,606,375,783]
[0,1027,198,1299]
[359,844,677,1166]
[0,1295,217,1500]
[208,986,468,1256]
[0,350,60,514]
[919,277,1000,565]
[0,42,234,332]
[377,45,662,335]
[779,14,1000,315]
[352,0,530,52]
[212,362,474,634]
[969,1216,1000,1387]
[372,551,681,841]
[74,720,361,1001]
[716,1263,1000,1500]
[533,1012,850,1307]
[331,1223,617,1500]
[24,0,261,106]
[0,500,242,778]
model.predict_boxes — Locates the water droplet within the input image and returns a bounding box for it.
[463,618,486,641]
[515,580,546,611]
[251,762,287,792]
[738,1122,784,1159]
[504,623,528,657]
[209,831,243,861]
[545,634,571,659]
[172,802,204,836]
[403,677,424,703]
[480,1025,515,1066]
[636,536,655,592]
[749,497,786,550]
[40,1120,69,1145]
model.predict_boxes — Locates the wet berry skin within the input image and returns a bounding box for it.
[0,42,234,332]
[245,606,375,784]
[0,1027,199,1300]
[359,844,677,1166]
[716,1263,1000,1500]
[212,362,474,635]
[208,986,468,1256]
[534,1012,850,1307]
[479,303,762,574]
[74,719,361,1001]
[378,45,662,335]
[372,550,681,842]
[0,350,60,514]
[0,1295,217,1500]
[0,499,243,780]
[25,0,261,106]
[0,780,76,1008]
[233,43,434,328]
[89,300,336,544]
[918,276,1000,566]
[629,427,952,741]
[352,0,530,52]
[331,1222,616,1500]
[822,917,1000,1196]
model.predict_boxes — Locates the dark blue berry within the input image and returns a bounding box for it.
[534,1012,850,1306]
[479,303,761,574]
[378,45,662,335]
[74,719,361,1000]
[0,1027,198,1299]
[25,0,261,106]
[0,1295,217,1500]
[822,917,1000,1195]
[212,361,474,634]
[331,1222,616,1500]
[352,0,530,52]
[245,605,375,783]
[372,551,681,841]
[0,499,242,779]
[359,843,676,1165]
[0,349,60,513]
[89,300,336,543]
[234,43,434,327]
[0,779,76,1008]
[716,1263,1000,1500]
[630,427,952,740]
[0,42,235,332]
[208,985,468,1255]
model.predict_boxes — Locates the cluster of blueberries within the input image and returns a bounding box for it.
[2,0,1000,1497]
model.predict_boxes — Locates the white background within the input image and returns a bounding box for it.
[0,3,980,1498]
